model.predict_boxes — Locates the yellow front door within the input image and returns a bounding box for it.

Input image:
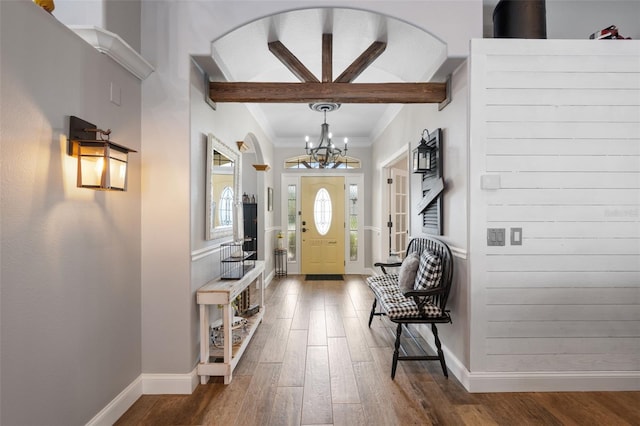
[301,176,345,274]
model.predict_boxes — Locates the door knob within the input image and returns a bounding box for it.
[302,227,307,232]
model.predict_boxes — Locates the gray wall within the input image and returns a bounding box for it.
[370,60,471,370]
[189,60,274,368]
[0,2,142,424]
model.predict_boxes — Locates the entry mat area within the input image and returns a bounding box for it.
[305,274,344,281]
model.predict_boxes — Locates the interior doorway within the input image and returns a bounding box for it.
[385,155,410,260]
[300,176,345,274]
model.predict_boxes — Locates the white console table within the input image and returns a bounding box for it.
[197,261,264,384]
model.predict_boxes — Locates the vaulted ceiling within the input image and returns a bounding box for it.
[203,8,449,147]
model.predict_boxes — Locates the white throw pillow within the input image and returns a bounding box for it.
[397,252,420,294]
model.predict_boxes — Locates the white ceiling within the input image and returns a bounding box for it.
[207,8,448,148]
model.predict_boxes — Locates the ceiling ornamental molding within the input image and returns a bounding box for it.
[70,26,155,81]
[209,33,448,105]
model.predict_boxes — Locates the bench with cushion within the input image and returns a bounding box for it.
[366,236,453,379]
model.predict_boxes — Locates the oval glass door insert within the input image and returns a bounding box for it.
[314,188,332,235]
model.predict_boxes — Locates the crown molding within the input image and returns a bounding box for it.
[70,26,154,81]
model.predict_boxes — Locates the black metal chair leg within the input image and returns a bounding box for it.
[431,324,448,378]
[391,323,403,379]
[368,298,377,327]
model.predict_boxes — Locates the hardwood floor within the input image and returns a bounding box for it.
[116,275,640,425]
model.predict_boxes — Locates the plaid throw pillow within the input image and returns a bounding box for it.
[414,250,443,290]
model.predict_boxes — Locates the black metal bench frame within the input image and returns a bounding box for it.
[367,236,454,379]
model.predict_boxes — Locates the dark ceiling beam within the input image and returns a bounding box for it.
[322,34,332,83]
[268,41,319,83]
[209,82,447,104]
[334,41,387,83]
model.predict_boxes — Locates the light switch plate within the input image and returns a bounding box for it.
[481,174,501,190]
[110,82,121,106]
[510,227,522,245]
[487,228,505,246]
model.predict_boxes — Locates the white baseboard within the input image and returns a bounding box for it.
[414,325,640,393]
[264,269,274,288]
[87,369,199,425]
[141,368,199,394]
[466,370,640,393]
[86,376,143,426]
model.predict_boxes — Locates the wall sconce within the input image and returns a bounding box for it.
[412,129,435,174]
[68,116,136,191]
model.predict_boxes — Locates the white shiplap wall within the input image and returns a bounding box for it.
[469,40,640,386]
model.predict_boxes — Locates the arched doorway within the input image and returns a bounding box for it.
[205,7,450,275]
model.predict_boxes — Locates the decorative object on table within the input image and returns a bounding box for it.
[238,288,250,314]
[34,0,54,13]
[220,241,255,279]
[493,0,546,39]
[244,304,260,317]
[209,316,248,348]
[589,25,632,40]
[209,316,248,332]
[276,231,285,250]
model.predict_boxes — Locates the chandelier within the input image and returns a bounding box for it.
[304,103,348,168]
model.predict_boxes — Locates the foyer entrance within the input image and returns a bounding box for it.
[300,176,345,275]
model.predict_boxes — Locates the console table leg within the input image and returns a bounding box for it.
[224,300,233,384]
[199,304,210,384]
[223,303,233,383]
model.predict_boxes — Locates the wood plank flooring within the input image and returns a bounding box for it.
[116,275,640,426]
